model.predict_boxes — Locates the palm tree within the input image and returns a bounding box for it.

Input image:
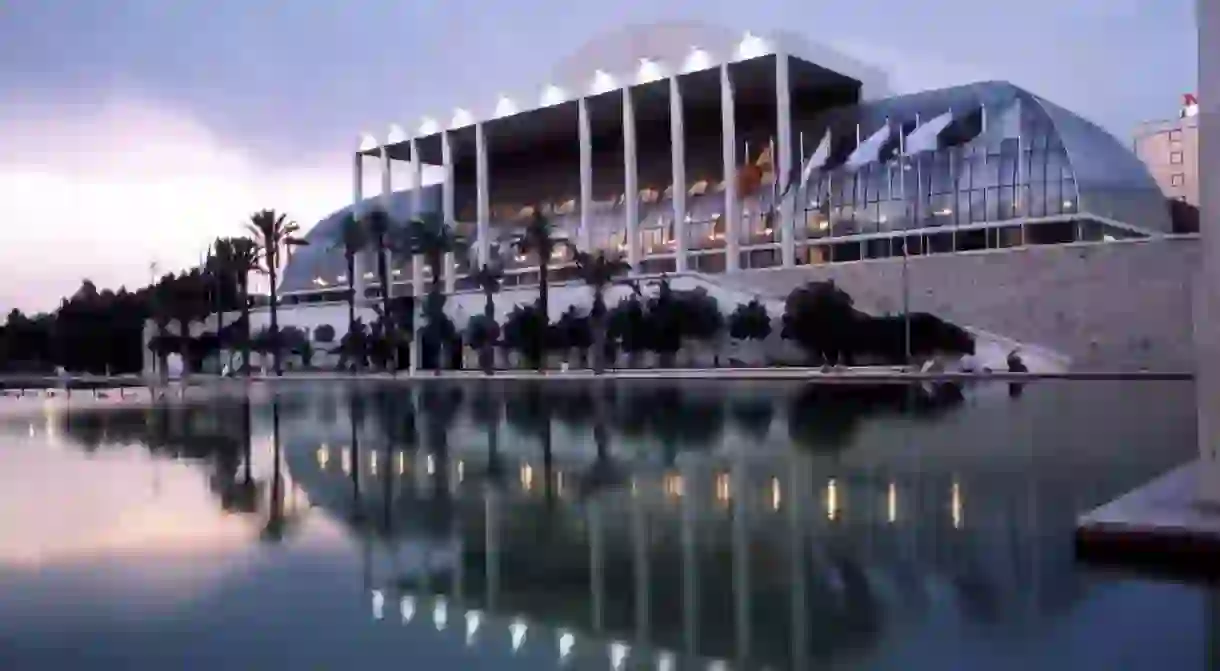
[513,211,561,370]
[247,209,303,376]
[332,214,368,366]
[402,213,465,371]
[360,207,398,370]
[470,263,504,373]
[571,248,631,374]
[209,236,260,375]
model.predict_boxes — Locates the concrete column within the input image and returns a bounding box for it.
[441,130,457,293]
[1198,0,1220,498]
[776,53,796,268]
[409,138,425,375]
[623,86,640,268]
[578,97,594,253]
[670,75,688,272]
[721,63,740,272]
[353,152,368,304]
[379,144,393,300]
[475,123,491,266]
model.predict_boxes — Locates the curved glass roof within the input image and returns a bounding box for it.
[802,80,1170,233]
[279,185,442,294]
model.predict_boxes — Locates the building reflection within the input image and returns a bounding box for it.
[295,436,1074,669]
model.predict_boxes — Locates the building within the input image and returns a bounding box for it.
[253,22,1196,373]
[1133,94,1201,215]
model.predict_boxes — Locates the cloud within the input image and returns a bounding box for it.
[0,95,353,313]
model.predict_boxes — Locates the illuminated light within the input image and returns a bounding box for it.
[818,220,830,231]
[736,31,769,60]
[887,482,898,524]
[715,472,731,504]
[657,651,676,671]
[951,480,963,529]
[708,661,729,671]
[433,597,448,630]
[400,595,416,623]
[359,133,378,152]
[372,590,385,620]
[451,108,474,129]
[684,46,713,73]
[369,451,378,475]
[609,641,631,669]
[388,124,408,144]
[541,85,567,107]
[316,445,329,469]
[509,619,528,651]
[827,478,839,520]
[458,460,465,483]
[879,215,889,223]
[1063,200,1074,208]
[637,57,664,83]
[313,276,329,287]
[465,610,482,644]
[763,227,773,235]
[341,450,351,475]
[426,453,436,475]
[591,69,616,95]
[363,271,375,280]
[495,95,518,118]
[558,630,576,658]
[771,477,782,511]
[397,451,406,475]
[27,424,35,438]
[1103,234,1117,242]
[935,208,953,216]
[337,274,348,282]
[418,117,441,135]
[556,471,564,496]
[392,269,402,277]
[664,473,684,499]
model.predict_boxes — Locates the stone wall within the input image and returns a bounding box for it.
[721,237,1200,372]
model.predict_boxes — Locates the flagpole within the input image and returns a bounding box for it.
[899,118,911,367]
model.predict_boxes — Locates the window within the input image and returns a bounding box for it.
[1171,174,1186,187]
[1171,151,1184,165]
[1169,129,1183,143]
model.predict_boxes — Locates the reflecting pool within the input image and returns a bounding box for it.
[0,379,1214,669]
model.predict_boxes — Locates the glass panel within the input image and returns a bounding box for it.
[970,190,987,223]
[985,187,1001,221]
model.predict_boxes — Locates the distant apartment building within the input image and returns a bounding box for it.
[1134,94,1201,208]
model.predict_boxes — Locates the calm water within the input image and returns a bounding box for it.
[0,379,1215,670]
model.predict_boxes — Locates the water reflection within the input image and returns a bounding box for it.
[25,379,1205,669]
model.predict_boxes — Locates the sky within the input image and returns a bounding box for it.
[0,0,1198,313]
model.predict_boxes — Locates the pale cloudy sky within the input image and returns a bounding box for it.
[0,0,1197,313]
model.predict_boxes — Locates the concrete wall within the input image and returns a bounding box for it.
[720,237,1200,372]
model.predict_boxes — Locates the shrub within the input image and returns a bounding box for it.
[314,324,336,343]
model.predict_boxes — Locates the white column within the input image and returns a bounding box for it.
[775,53,796,268]
[623,86,640,267]
[721,63,740,272]
[475,122,491,267]
[441,130,457,293]
[379,144,393,300]
[578,97,594,253]
[1198,0,1220,499]
[352,152,368,304]
[670,76,688,272]
[409,138,424,375]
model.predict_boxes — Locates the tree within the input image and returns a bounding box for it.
[470,263,503,374]
[512,211,561,371]
[314,324,336,344]
[502,304,548,369]
[402,213,465,372]
[247,209,304,376]
[781,280,858,365]
[360,207,397,370]
[571,248,630,373]
[555,305,592,367]
[209,236,260,374]
[332,213,368,355]
[464,314,500,370]
[729,298,773,364]
[607,289,649,368]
